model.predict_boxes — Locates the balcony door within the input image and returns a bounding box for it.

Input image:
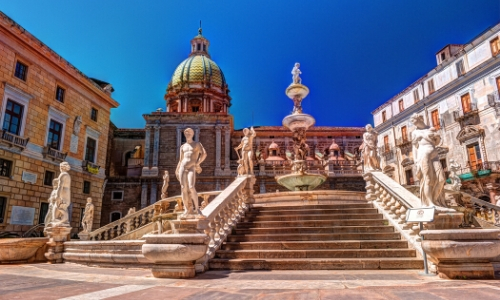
[467,143,482,170]
[496,76,500,92]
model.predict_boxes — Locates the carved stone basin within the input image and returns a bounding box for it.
[282,113,315,131]
[0,237,48,263]
[276,173,327,191]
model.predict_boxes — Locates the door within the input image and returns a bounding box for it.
[467,143,482,170]
[405,169,414,185]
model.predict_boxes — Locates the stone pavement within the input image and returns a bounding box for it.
[1,264,500,299]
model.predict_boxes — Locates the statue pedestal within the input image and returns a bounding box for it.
[142,233,209,278]
[421,229,500,279]
[78,231,90,241]
[44,226,71,263]
[425,208,463,230]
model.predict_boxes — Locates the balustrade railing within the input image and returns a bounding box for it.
[1,130,29,149]
[364,171,423,253]
[88,191,221,241]
[453,102,478,122]
[455,161,500,176]
[195,175,256,271]
[127,158,144,166]
[42,146,67,161]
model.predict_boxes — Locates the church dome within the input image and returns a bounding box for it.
[170,55,227,89]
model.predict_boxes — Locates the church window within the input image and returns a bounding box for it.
[197,43,201,51]
[192,106,199,112]
[440,52,446,62]
[383,135,389,151]
[38,203,49,224]
[490,37,500,56]
[401,126,408,142]
[203,44,206,51]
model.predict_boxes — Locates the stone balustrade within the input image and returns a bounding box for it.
[195,175,256,272]
[363,171,424,255]
[86,191,221,241]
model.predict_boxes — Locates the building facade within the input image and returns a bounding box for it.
[101,30,365,225]
[372,22,500,202]
[0,12,119,235]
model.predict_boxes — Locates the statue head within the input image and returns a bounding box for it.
[295,62,300,68]
[60,161,71,172]
[410,113,425,128]
[365,124,373,131]
[243,128,250,136]
[164,170,169,175]
[86,197,92,203]
[184,128,194,140]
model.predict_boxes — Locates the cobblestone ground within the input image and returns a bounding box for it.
[1,264,500,299]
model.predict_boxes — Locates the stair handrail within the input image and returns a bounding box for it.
[458,191,500,227]
[364,171,424,255]
[88,191,221,241]
[195,175,256,272]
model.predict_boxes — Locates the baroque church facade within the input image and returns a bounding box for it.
[101,30,365,225]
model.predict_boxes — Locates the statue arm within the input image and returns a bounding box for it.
[250,126,256,138]
[175,147,183,181]
[197,144,207,166]
[234,141,243,151]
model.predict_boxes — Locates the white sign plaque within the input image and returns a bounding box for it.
[406,207,435,223]
[10,206,35,225]
[21,171,37,184]
[141,167,159,177]
[70,134,79,153]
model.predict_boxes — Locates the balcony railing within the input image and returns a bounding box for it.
[453,102,479,126]
[487,91,500,116]
[379,145,395,161]
[455,161,500,178]
[82,160,101,175]
[1,130,29,150]
[395,137,412,148]
[43,146,67,161]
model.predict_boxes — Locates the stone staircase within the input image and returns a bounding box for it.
[209,203,424,270]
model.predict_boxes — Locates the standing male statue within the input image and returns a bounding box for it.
[361,124,381,173]
[291,62,302,84]
[44,178,59,226]
[176,128,207,217]
[51,162,72,227]
[161,170,169,199]
[81,197,94,233]
[234,127,256,175]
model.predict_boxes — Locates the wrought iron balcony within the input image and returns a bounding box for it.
[1,130,29,150]
[453,102,480,127]
[42,146,67,161]
[379,145,395,161]
[82,160,101,175]
[454,161,500,181]
[395,137,412,148]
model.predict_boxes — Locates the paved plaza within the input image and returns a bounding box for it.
[0,264,499,299]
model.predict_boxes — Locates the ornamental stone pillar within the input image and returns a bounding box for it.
[141,183,148,208]
[144,126,151,168]
[224,126,231,174]
[153,126,160,167]
[215,125,222,174]
[150,182,157,205]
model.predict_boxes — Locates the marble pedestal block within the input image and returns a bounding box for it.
[425,208,463,230]
[78,232,90,241]
[44,226,71,264]
[421,229,500,279]
[142,233,209,278]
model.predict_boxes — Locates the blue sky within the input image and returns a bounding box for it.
[1,1,499,129]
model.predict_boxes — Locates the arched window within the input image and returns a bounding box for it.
[110,211,122,222]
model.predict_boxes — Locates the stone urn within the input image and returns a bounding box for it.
[421,229,500,279]
[142,233,209,278]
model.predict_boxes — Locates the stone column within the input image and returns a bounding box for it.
[141,182,148,208]
[144,126,151,168]
[215,125,222,174]
[224,126,231,174]
[150,182,157,205]
[153,126,160,167]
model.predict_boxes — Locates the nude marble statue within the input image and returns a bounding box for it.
[361,124,380,173]
[81,197,94,233]
[51,162,72,227]
[410,114,447,207]
[175,128,207,216]
[291,62,302,84]
[234,126,256,176]
[44,178,59,226]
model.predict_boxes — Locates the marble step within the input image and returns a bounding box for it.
[246,208,378,216]
[214,249,417,259]
[252,204,373,211]
[242,213,383,222]
[209,257,424,270]
[221,240,410,250]
[233,225,395,235]
[236,219,388,228]
[227,232,401,242]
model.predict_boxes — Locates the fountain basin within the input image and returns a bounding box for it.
[282,113,315,131]
[285,83,309,99]
[276,173,327,191]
